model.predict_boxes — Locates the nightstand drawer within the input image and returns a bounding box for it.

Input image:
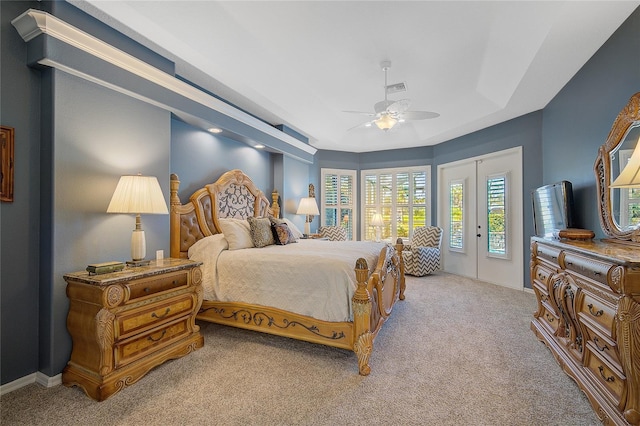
[115,317,191,367]
[116,294,194,339]
[126,270,188,301]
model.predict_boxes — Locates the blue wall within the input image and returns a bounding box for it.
[542,8,640,238]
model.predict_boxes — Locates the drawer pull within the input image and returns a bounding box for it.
[592,271,601,276]
[588,304,604,317]
[144,287,151,293]
[147,330,167,342]
[593,336,610,352]
[545,314,554,323]
[598,365,615,382]
[151,308,171,319]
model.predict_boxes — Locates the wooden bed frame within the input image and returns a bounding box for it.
[169,169,405,375]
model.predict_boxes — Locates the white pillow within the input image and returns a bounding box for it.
[218,218,254,250]
[282,218,304,239]
[187,233,229,259]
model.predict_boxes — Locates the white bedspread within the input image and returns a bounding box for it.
[188,235,385,322]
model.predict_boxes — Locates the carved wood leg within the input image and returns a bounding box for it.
[353,257,373,376]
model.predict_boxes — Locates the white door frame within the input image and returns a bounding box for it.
[437,147,523,290]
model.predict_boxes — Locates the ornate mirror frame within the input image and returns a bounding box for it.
[594,92,640,243]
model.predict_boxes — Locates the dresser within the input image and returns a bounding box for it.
[62,258,204,401]
[530,237,640,425]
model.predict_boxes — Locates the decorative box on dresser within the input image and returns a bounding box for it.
[530,237,639,425]
[62,258,204,401]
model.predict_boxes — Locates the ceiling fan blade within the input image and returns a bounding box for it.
[374,100,394,114]
[387,99,411,114]
[401,111,440,120]
[347,120,374,131]
[343,110,375,116]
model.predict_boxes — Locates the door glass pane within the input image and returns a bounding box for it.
[449,181,464,250]
[324,208,337,227]
[381,206,392,240]
[487,176,506,255]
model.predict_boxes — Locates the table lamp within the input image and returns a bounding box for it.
[107,174,169,266]
[296,197,319,236]
[611,136,640,188]
[371,213,384,242]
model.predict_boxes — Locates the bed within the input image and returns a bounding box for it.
[169,169,405,375]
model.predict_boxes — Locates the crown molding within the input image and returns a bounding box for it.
[11,9,316,161]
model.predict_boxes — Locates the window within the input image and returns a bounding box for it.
[321,168,356,240]
[361,166,431,242]
[449,179,464,251]
[486,173,508,258]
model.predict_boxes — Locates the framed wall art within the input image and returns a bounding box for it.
[1,126,15,202]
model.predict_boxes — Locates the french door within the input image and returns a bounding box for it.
[437,147,523,290]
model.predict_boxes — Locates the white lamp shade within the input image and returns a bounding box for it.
[371,213,384,227]
[296,197,320,216]
[611,136,640,188]
[107,175,169,214]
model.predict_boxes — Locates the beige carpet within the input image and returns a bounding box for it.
[1,272,601,425]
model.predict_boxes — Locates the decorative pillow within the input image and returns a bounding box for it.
[218,218,254,250]
[247,216,275,248]
[272,222,297,245]
[282,218,304,240]
[319,226,347,241]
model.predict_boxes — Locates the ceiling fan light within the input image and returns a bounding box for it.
[374,114,398,131]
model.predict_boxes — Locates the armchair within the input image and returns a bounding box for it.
[402,226,442,276]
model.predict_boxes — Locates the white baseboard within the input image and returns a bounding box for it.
[523,287,535,294]
[1,372,61,395]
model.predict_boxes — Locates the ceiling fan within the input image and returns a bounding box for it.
[345,61,439,131]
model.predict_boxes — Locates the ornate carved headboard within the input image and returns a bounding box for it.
[169,169,279,258]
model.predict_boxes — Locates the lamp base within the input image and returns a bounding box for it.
[304,221,311,237]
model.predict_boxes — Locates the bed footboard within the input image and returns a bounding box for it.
[352,240,405,375]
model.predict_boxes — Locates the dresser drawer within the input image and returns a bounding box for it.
[579,315,621,369]
[115,317,191,367]
[583,343,626,406]
[126,271,188,301]
[562,253,613,287]
[577,293,616,337]
[535,244,562,266]
[537,302,560,335]
[116,294,194,339]
[532,264,554,288]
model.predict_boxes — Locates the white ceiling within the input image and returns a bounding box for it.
[72,1,639,153]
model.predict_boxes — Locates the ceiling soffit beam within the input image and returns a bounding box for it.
[11,9,316,163]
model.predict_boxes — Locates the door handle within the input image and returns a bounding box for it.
[477,234,482,237]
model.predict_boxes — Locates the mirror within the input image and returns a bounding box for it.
[594,92,640,243]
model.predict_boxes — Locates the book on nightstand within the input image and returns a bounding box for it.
[86,261,125,275]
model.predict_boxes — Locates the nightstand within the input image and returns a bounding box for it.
[62,258,204,401]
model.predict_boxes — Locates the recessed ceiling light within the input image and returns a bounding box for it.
[255,144,265,149]
[208,127,222,134]
[365,122,372,127]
